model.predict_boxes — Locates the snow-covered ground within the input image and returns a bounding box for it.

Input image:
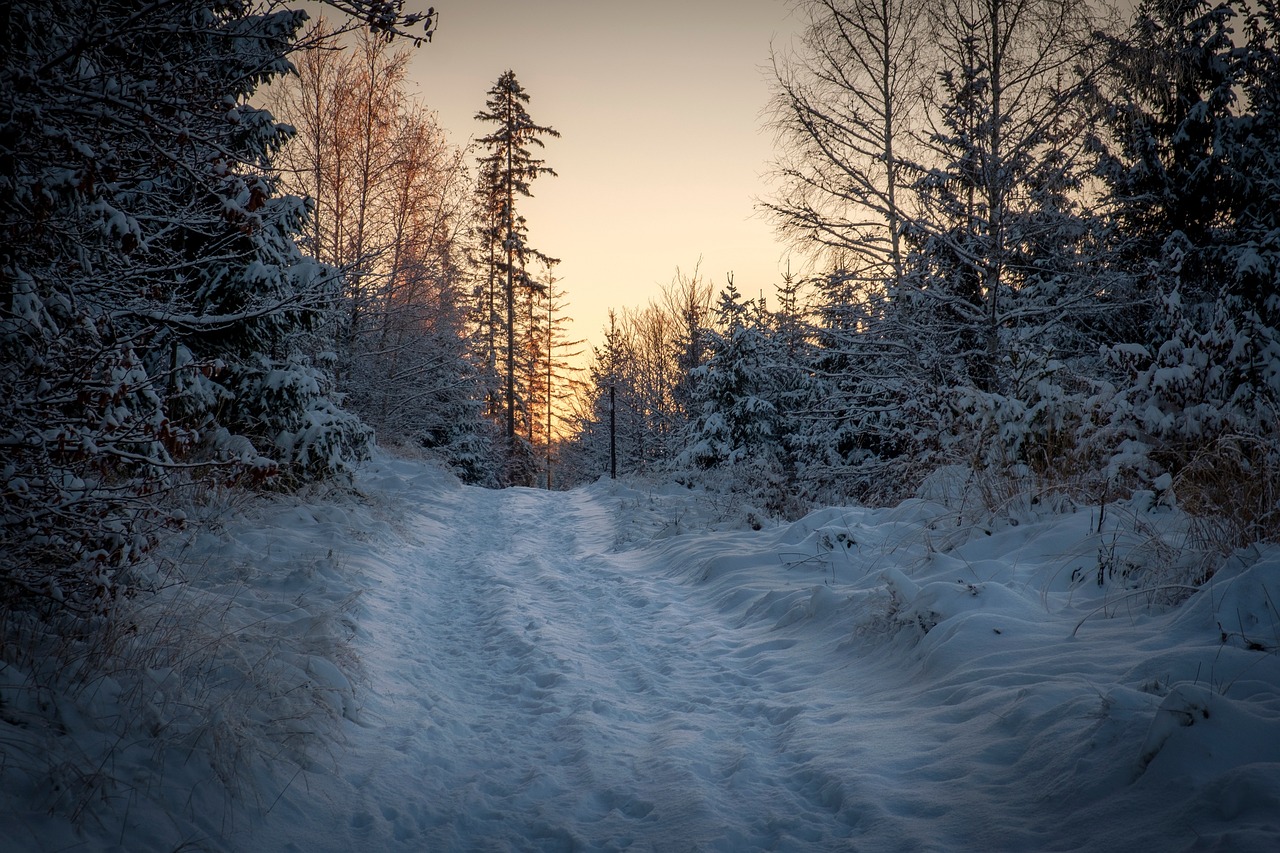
[4,452,1280,851]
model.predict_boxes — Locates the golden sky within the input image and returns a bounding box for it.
[407,0,802,359]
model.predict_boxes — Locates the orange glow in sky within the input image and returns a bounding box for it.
[407,1,803,360]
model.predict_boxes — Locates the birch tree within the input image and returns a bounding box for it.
[267,24,491,477]
[768,0,929,283]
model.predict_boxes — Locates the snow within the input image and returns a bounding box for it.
[3,451,1280,851]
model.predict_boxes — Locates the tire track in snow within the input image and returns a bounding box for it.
[265,482,878,851]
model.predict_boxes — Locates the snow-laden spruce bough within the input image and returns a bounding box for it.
[3,453,1277,851]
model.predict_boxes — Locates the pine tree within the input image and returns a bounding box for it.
[682,278,780,470]
[1237,0,1280,330]
[1093,0,1243,306]
[760,269,821,509]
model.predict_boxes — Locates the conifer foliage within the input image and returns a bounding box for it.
[0,1,431,612]
[683,278,780,470]
[1092,0,1280,543]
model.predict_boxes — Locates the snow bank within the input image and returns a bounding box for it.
[586,475,1280,850]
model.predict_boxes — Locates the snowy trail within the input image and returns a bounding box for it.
[254,480,928,851]
[235,463,1280,853]
[5,458,1280,851]
[359,487,810,848]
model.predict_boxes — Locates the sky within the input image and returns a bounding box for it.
[404,0,804,357]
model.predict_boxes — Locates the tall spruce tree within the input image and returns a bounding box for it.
[474,70,559,479]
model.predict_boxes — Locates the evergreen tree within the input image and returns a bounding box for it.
[1094,0,1280,541]
[1093,0,1243,307]
[474,70,559,477]
[0,0,432,611]
[682,278,780,470]
[764,268,815,485]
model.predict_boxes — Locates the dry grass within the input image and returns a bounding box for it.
[1175,435,1280,549]
[0,498,364,840]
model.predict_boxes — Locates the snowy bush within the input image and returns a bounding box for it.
[228,354,373,484]
[0,492,367,842]
[1109,290,1280,556]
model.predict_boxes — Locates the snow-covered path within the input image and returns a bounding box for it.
[228,458,1280,852]
[8,454,1280,850]
[262,483,884,850]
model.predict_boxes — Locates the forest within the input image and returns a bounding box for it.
[5,0,1278,595]
[1,0,1279,847]
[576,0,1280,544]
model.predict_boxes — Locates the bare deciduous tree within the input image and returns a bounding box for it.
[767,0,929,283]
[267,23,484,466]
